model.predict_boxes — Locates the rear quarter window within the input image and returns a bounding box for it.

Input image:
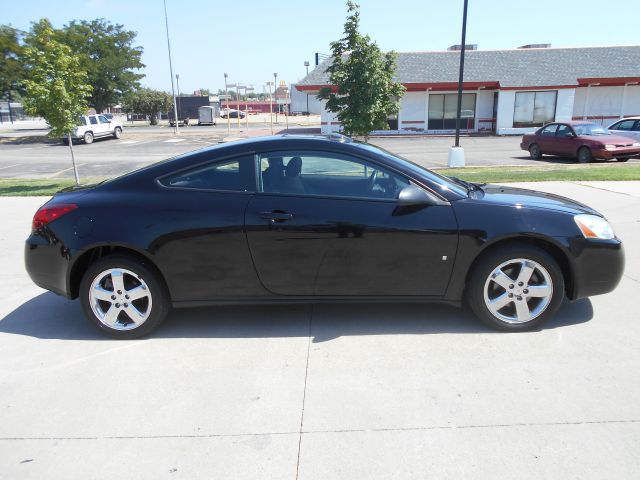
[159,155,255,192]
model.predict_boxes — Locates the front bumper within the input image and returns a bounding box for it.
[592,148,640,159]
[568,237,625,300]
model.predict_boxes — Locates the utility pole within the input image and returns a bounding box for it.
[224,73,230,134]
[163,0,179,135]
[274,72,278,123]
[304,61,310,115]
[448,0,469,167]
[267,81,274,135]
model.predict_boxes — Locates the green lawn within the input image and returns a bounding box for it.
[0,178,105,196]
[434,163,640,183]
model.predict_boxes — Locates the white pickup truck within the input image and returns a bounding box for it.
[67,114,123,144]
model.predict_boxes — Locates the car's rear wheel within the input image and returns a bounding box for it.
[529,144,542,160]
[84,131,94,144]
[113,127,122,139]
[616,157,629,162]
[466,244,565,332]
[577,147,592,163]
[80,255,170,339]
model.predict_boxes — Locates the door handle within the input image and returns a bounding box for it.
[259,211,294,221]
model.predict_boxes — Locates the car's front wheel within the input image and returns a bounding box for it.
[80,255,170,339]
[83,131,94,144]
[616,157,629,162]
[529,144,542,160]
[466,244,565,331]
[577,147,592,163]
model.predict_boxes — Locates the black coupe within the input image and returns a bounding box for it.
[25,134,624,338]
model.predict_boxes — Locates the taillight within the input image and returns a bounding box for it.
[32,203,78,231]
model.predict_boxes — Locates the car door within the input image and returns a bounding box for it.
[537,124,559,154]
[98,115,112,136]
[88,115,100,135]
[151,154,266,301]
[244,150,459,297]
[554,124,579,157]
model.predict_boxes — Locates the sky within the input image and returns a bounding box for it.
[4,0,639,95]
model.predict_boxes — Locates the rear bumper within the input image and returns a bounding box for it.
[24,232,73,298]
[568,237,625,300]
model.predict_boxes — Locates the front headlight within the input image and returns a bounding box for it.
[604,144,617,151]
[574,214,615,239]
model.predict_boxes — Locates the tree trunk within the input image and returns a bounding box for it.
[67,132,80,185]
[150,114,158,125]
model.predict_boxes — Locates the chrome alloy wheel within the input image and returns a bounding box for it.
[483,258,553,324]
[89,268,152,331]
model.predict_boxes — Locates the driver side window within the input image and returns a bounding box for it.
[259,151,409,200]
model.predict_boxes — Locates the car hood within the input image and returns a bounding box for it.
[581,134,638,145]
[472,184,600,216]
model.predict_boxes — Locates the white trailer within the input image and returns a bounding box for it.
[198,106,217,126]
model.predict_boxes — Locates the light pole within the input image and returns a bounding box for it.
[245,85,253,129]
[163,0,179,135]
[274,73,278,123]
[237,84,245,129]
[304,61,310,115]
[224,73,230,134]
[267,81,274,135]
[176,73,181,122]
[448,0,469,167]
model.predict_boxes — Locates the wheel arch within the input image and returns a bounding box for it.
[68,244,169,300]
[465,235,575,298]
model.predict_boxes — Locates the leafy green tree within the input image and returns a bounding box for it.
[121,87,172,125]
[0,25,26,120]
[318,1,405,140]
[58,18,144,113]
[198,88,212,96]
[22,20,92,185]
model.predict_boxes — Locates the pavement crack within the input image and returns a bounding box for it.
[568,181,635,197]
[295,305,313,480]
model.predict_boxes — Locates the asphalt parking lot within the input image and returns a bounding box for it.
[2,131,637,179]
[1,181,639,479]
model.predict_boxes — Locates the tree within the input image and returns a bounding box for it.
[121,87,172,125]
[0,25,26,121]
[317,1,405,140]
[58,18,144,112]
[22,20,92,185]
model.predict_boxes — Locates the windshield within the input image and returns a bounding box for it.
[573,124,610,136]
[356,142,469,196]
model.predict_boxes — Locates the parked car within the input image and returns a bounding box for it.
[221,110,246,119]
[169,117,190,127]
[607,117,640,142]
[68,114,123,144]
[25,134,624,338]
[520,121,640,163]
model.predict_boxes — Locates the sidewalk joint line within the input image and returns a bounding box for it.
[295,305,313,480]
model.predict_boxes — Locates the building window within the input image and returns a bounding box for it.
[513,91,557,128]
[428,93,476,130]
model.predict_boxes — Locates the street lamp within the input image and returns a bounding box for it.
[448,0,469,167]
[304,61,310,115]
[224,73,230,134]
[274,72,278,123]
[163,0,179,135]
[266,81,274,135]
[176,73,181,121]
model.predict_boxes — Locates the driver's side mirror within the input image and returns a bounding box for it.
[397,184,441,207]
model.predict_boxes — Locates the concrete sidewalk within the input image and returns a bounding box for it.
[0,182,639,479]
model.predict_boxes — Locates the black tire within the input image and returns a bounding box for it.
[616,157,629,162]
[466,243,565,332]
[84,131,94,144]
[79,254,170,339]
[113,127,122,139]
[62,138,69,145]
[529,143,542,160]
[577,147,592,163]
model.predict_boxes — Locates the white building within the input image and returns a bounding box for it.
[295,45,640,135]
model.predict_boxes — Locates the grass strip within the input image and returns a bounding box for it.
[434,163,640,183]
